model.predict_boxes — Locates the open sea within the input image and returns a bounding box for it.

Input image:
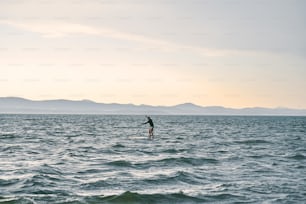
[0,115,305,204]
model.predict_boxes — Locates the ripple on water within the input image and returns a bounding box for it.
[105,160,134,168]
[287,154,306,160]
[140,171,206,186]
[153,157,218,167]
[234,139,271,145]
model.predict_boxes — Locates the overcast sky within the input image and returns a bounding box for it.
[0,0,305,108]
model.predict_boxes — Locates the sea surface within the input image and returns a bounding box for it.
[0,115,305,204]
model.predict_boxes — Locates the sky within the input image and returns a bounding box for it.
[0,0,305,108]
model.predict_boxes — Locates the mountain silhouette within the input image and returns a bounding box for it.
[0,97,305,115]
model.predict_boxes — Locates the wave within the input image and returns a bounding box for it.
[112,143,126,148]
[1,145,23,153]
[80,180,114,190]
[162,148,187,154]
[141,171,205,185]
[0,133,18,139]
[155,157,218,166]
[0,197,35,204]
[104,157,218,169]
[288,154,306,160]
[36,164,63,175]
[234,139,271,145]
[204,193,246,202]
[0,192,248,204]
[0,178,20,187]
[105,160,133,167]
[0,192,205,204]
[84,191,205,204]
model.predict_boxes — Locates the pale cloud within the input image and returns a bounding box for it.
[0,19,254,57]
[1,20,104,38]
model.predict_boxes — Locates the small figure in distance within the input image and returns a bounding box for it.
[143,116,154,139]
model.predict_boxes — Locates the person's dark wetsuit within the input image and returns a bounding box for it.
[144,117,154,128]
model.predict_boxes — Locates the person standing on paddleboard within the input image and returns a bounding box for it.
[143,116,154,139]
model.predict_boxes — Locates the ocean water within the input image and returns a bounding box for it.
[0,115,305,204]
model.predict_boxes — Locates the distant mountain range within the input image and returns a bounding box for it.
[0,97,306,115]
